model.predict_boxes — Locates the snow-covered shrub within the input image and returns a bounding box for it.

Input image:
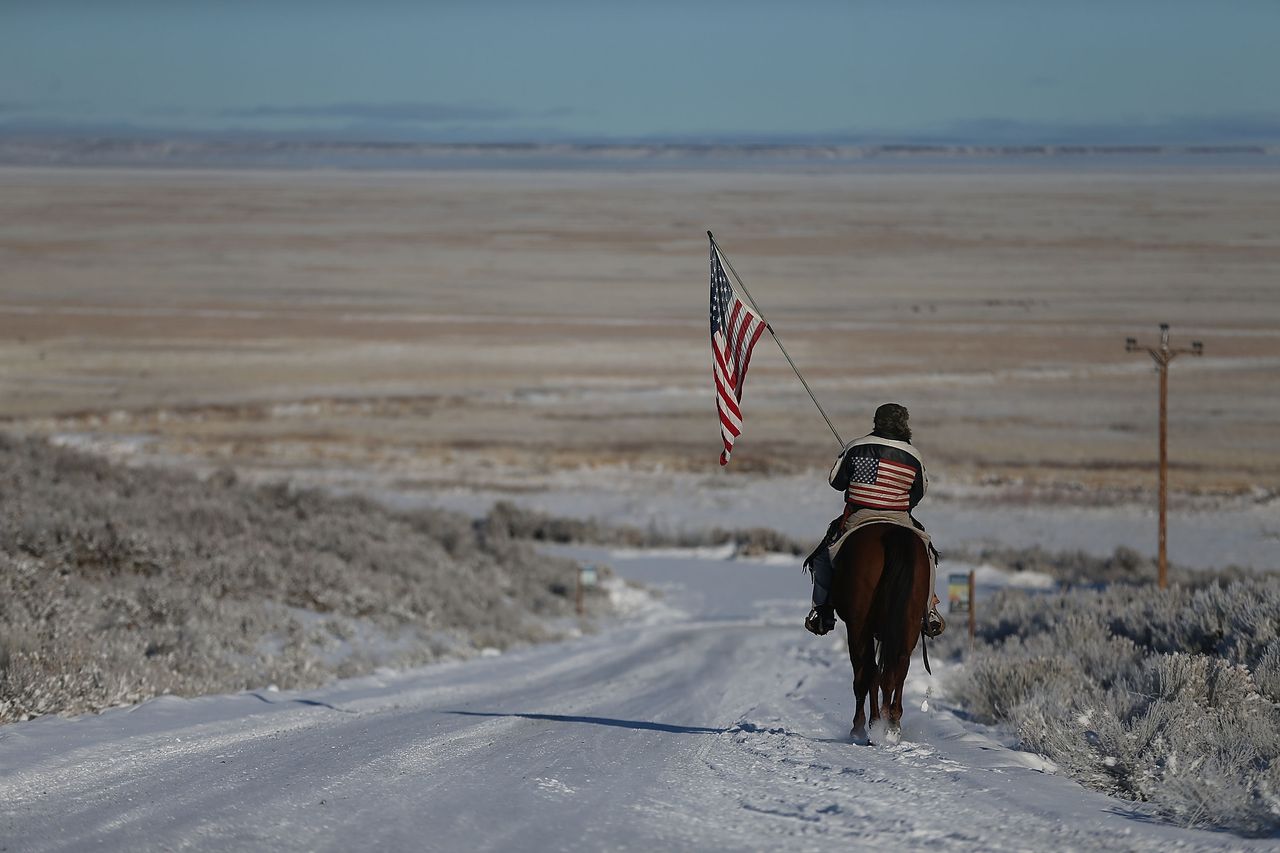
[950,650,1098,724]
[1255,641,1280,703]
[948,542,1259,589]
[0,435,599,724]
[480,500,810,555]
[947,544,1156,585]
[946,578,1280,836]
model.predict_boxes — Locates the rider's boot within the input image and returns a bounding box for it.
[805,605,836,636]
[805,539,837,635]
[922,595,946,638]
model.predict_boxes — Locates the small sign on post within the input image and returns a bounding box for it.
[576,565,599,616]
[948,570,978,648]
[947,573,970,614]
[968,569,976,646]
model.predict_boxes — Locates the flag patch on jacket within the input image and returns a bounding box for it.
[848,456,917,511]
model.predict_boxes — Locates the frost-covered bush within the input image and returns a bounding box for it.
[1257,642,1280,704]
[0,436,600,724]
[949,544,1157,585]
[947,543,1258,588]
[482,500,811,556]
[486,503,1257,587]
[945,578,1280,836]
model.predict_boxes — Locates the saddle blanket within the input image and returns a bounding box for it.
[827,509,938,600]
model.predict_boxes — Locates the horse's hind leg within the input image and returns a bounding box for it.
[864,644,881,727]
[848,629,874,745]
[882,655,909,742]
[851,644,881,745]
[850,684,869,745]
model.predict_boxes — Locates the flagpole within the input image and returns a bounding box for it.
[708,231,844,448]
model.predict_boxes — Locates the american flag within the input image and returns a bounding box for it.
[709,241,765,465]
[847,456,917,511]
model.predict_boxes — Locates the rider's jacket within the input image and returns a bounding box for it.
[828,432,928,513]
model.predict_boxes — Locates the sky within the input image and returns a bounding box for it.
[2,1,1278,145]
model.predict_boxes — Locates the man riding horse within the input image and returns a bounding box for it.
[804,403,945,638]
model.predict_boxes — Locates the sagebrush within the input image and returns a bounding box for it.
[0,436,599,724]
[942,579,1280,836]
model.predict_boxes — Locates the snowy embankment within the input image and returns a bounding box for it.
[3,546,1272,851]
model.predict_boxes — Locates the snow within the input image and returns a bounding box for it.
[1,548,1270,851]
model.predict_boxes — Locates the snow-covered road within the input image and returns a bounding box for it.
[1,549,1265,852]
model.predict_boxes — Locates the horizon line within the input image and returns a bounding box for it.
[2,135,1278,152]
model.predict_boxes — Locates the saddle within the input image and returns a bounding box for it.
[806,508,939,572]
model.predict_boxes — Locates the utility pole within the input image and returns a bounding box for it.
[1125,323,1203,589]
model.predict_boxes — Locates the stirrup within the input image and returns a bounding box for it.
[805,606,835,636]
[923,608,946,638]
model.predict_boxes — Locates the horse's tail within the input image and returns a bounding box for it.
[873,527,918,675]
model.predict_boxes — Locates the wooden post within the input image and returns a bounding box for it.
[1157,359,1169,589]
[575,571,584,616]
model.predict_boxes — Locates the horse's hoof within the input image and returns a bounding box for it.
[883,724,901,746]
[850,727,871,746]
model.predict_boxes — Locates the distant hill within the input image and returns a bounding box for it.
[2,138,1277,171]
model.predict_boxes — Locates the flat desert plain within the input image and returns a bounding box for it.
[1,165,1278,505]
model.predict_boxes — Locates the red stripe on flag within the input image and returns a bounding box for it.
[719,407,741,437]
[712,337,737,394]
[732,314,753,374]
[735,320,764,395]
[712,365,742,421]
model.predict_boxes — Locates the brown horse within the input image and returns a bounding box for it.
[829,523,931,745]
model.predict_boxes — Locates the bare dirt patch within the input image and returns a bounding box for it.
[1,167,1277,495]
